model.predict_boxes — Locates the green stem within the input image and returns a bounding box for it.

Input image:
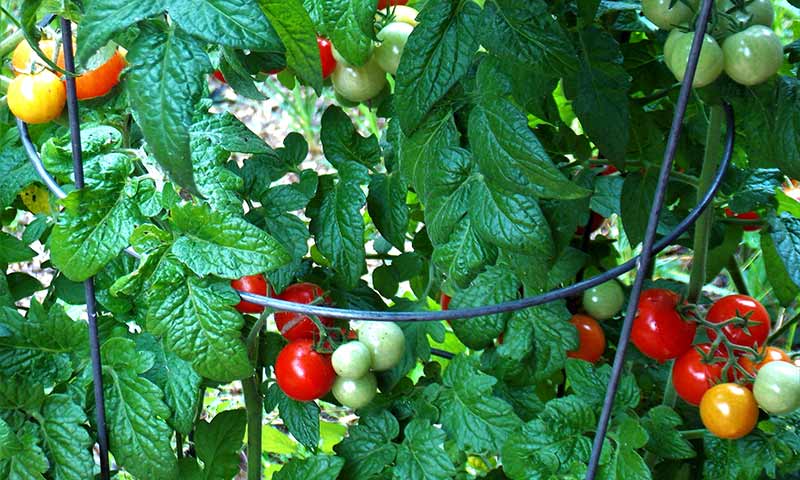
[176,433,184,459]
[243,376,263,480]
[679,429,707,440]
[662,361,678,407]
[0,28,23,59]
[686,105,724,304]
[669,171,699,188]
[726,257,749,297]
[785,323,797,351]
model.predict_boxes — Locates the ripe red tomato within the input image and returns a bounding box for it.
[672,344,725,405]
[699,383,758,439]
[567,314,606,363]
[440,293,451,310]
[724,208,762,232]
[377,0,408,9]
[738,345,791,380]
[317,37,336,79]
[706,294,771,350]
[631,289,696,362]
[275,283,334,341]
[230,274,269,313]
[275,339,336,401]
[213,70,226,83]
[599,165,618,175]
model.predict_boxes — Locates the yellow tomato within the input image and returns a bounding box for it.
[7,71,66,124]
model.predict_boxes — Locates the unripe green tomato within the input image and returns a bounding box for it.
[331,341,372,379]
[664,29,688,73]
[356,321,406,371]
[331,55,388,103]
[717,0,774,28]
[374,22,413,75]
[753,361,800,415]
[582,280,625,321]
[642,0,698,30]
[722,25,784,86]
[671,33,724,87]
[332,373,378,409]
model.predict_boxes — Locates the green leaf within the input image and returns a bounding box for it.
[190,112,271,155]
[41,125,124,182]
[191,138,244,215]
[126,21,210,192]
[321,106,381,169]
[762,232,800,306]
[481,0,578,76]
[723,168,783,213]
[567,27,631,163]
[437,355,522,452]
[469,98,589,200]
[101,338,177,480]
[334,411,399,480]
[0,145,38,210]
[0,233,36,264]
[169,0,282,49]
[76,0,167,65]
[0,423,48,480]
[39,395,94,480]
[424,147,473,244]
[502,396,596,479]
[308,164,369,288]
[431,218,497,288]
[0,417,22,460]
[195,409,246,480]
[528,303,578,381]
[146,256,252,381]
[449,266,518,349]
[49,186,141,282]
[641,406,695,460]
[368,172,410,251]
[273,454,344,480]
[171,202,290,278]
[766,213,800,295]
[254,0,323,92]
[321,0,374,66]
[702,432,786,480]
[136,334,201,435]
[394,0,481,133]
[399,107,460,202]
[565,359,640,412]
[620,170,659,246]
[591,175,624,218]
[379,318,445,389]
[260,169,318,213]
[393,419,456,480]
[266,384,320,451]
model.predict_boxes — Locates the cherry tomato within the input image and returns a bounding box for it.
[717,0,774,31]
[582,280,625,321]
[274,283,334,341]
[567,314,606,363]
[631,289,696,362]
[331,55,387,103]
[61,49,126,100]
[672,344,725,406]
[332,372,378,409]
[356,321,405,371]
[724,208,762,232]
[230,274,269,314]
[317,37,336,79]
[700,383,759,439]
[275,339,336,401]
[376,5,419,26]
[738,346,792,381]
[11,39,56,75]
[599,165,618,176]
[753,361,800,415]
[440,293,451,310]
[670,33,724,88]
[374,22,413,76]
[641,0,698,30]
[213,70,226,83]
[722,26,784,86]
[7,71,66,124]
[576,212,606,236]
[706,294,771,350]
[331,341,372,379]
[664,30,686,72]
[377,0,408,9]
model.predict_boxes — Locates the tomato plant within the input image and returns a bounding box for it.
[700,383,759,439]
[753,361,800,415]
[725,207,762,231]
[1,1,799,479]
[706,294,771,350]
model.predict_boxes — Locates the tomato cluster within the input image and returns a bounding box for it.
[645,0,784,88]
[7,36,125,124]
[629,289,799,439]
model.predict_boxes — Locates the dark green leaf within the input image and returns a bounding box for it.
[334,411,399,479]
[266,384,320,451]
[321,106,381,169]
[273,454,344,480]
[321,0,374,66]
[641,406,695,460]
[0,233,36,264]
[39,395,95,480]
[399,107,460,202]
[449,266,518,349]
[0,145,38,210]
[393,419,456,480]
[565,359,640,412]
[368,172,409,250]
[194,409,246,480]
[170,0,282,49]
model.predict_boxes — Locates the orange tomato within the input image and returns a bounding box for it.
[699,383,758,439]
[7,71,66,124]
[738,346,792,380]
[57,48,126,100]
[567,314,606,363]
[11,39,56,75]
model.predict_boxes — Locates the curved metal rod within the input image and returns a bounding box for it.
[18,106,734,322]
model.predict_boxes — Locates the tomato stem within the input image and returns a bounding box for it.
[679,428,707,440]
[0,28,23,59]
[243,376,263,480]
[726,257,750,297]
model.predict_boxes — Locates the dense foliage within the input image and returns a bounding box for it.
[0,0,799,479]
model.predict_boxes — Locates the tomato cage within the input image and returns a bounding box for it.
[16,1,732,478]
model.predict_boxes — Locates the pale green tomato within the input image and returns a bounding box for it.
[671,33,724,87]
[753,361,800,415]
[331,341,372,379]
[332,373,378,409]
[375,22,413,75]
[717,0,774,28]
[722,25,784,86]
[356,321,406,371]
[664,30,688,73]
[582,280,625,321]
[331,55,387,103]
[642,0,698,30]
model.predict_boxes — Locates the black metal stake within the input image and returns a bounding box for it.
[59,18,111,480]
[584,0,719,477]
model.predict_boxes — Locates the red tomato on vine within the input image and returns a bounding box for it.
[737,345,791,381]
[631,289,696,362]
[706,294,771,350]
[275,283,334,341]
[567,314,605,363]
[317,37,336,78]
[672,344,725,405]
[275,339,336,401]
[377,0,408,9]
[230,274,270,313]
[724,208,762,232]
